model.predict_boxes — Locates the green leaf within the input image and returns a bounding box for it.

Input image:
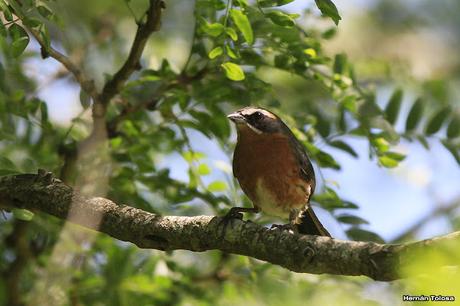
[384,88,403,125]
[182,151,205,162]
[225,27,238,41]
[0,17,6,37]
[346,227,384,243]
[385,151,406,161]
[225,45,239,59]
[333,53,346,74]
[208,181,227,192]
[337,214,369,225]
[258,0,295,7]
[417,135,430,150]
[378,155,399,168]
[341,95,358,113]
[405,98,424,131]
[200,18,225,37]
[314,0,341,25]
[425,106,450,135]
[0,1,13,21]
[197,163,211,175]
[37,4,53,19]
[221,62,245,81]
[13,208,34,221]
[22,17,42,29]
[446,115,460,139]
[329,140,358,158]
[303,48,317,59]
[230,9,253,44]
[322,27,337,39]
[208,46,223,59]
[266,11,296,27]
[316,150,340,170]
[442,140,460,165]
[9,24,30,57]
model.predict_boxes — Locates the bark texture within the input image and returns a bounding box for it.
[1,171,459,281]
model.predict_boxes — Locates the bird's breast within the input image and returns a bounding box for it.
[233,131,311,218]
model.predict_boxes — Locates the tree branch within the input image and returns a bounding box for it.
[1,171,460,282]
[15,21,98,101]
[99,0,165,106]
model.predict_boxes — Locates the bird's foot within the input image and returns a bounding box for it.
[270,223,298,234]
[223,207,244,220]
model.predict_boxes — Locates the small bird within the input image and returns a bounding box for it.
[227,106,331,237]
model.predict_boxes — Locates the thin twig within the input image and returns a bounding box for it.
[25,27,97,100]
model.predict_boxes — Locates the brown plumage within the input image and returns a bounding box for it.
[227,107,330,237]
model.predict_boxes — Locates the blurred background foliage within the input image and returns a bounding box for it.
[0,0,459,305]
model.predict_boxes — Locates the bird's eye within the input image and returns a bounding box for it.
[252,111,263,120]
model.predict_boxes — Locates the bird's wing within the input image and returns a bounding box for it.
[282,125,316,197]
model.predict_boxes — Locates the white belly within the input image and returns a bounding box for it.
[254,179,306,219]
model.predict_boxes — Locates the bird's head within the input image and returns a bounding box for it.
[227,107,283,135]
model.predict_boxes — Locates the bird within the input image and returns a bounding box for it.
[226,106,331,237]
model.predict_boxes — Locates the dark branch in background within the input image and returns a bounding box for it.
[99,0,165,106]
[19,26,98,101]
[3,220,31,306]
[1,171,460,282]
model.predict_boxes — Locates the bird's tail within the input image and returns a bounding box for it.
[297,206,331,237]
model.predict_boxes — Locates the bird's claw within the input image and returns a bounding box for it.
[270,223,298,234]
[223,207,244,220]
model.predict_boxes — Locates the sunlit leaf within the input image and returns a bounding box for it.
[230,9,253,44]
[12,208,34,221]
[197,163,211,175]
[208,46,223,59]
[225,27,238,41]
[378,155,399,168]
[225,45,239,59]
[200,18,225,37]
[371,135,390,153]
[208,181,227,192]
[385,151,406,162]
[221,62,245,81]
[303,48,317,59]
[183,151,206,162]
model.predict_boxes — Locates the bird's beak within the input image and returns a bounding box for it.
[227,112,246,124]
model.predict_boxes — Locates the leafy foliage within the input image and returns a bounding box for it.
[0,0,459,304]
